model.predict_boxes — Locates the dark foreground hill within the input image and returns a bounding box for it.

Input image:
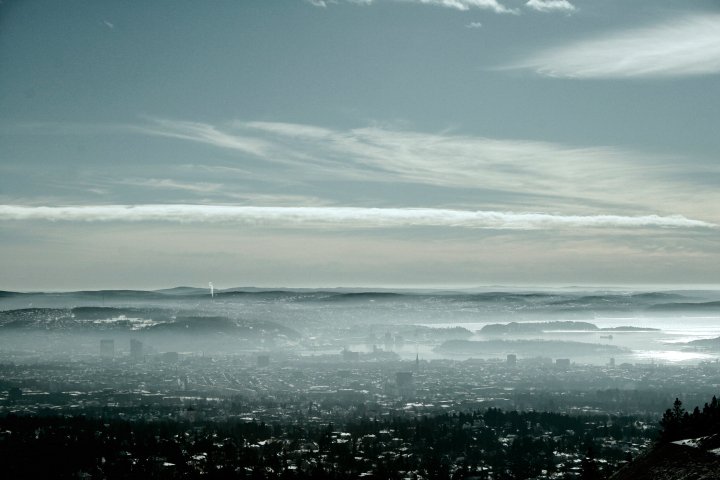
[610,442,720,480]
[612,395,720,480]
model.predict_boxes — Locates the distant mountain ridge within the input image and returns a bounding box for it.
[2,288,719,317]
[647,301,720,311]
[0,307,299,339]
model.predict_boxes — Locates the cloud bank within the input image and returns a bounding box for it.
[525,0,575,13]
[506,14,720,78]
[0,205,714,230]
[306,0,518,14]
[406,0,515,14]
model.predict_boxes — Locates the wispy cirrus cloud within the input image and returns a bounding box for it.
[165,118,632,196]
[306,0,518,14]
[0,205,714,230]
[118,178,223,193]
[132,118,719,219]
[524,0,575,13]
[139,118,270,157]
[11,118,719,221]
[505,14,720,78]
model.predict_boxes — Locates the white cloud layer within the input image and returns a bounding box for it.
[507,14,720,78]
[408,0,515,14]
[525,0,575,13]
[306,0,518,14]
[0,205,714,230]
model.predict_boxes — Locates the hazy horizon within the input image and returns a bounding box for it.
[6,283,720,294]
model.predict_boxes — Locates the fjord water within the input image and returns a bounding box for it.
[412,315,720,364]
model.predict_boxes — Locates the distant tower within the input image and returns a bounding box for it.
[415,353,420,372]
[209,282,214,298]
[507,354,517,367]
[609,357,616,368]
[100,339,115,361]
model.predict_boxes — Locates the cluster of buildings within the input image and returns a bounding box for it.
[3,341,718,477]
[2,340,720,418]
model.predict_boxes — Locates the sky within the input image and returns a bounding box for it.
[1,0,720,290]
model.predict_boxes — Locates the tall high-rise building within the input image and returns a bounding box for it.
[556,358,571,369]
[162,351,179,363]
[396,371,414,398]
[257,354,270,367]
[342,349,360,362]
[384,331,393,351]
[100,339,114,360]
